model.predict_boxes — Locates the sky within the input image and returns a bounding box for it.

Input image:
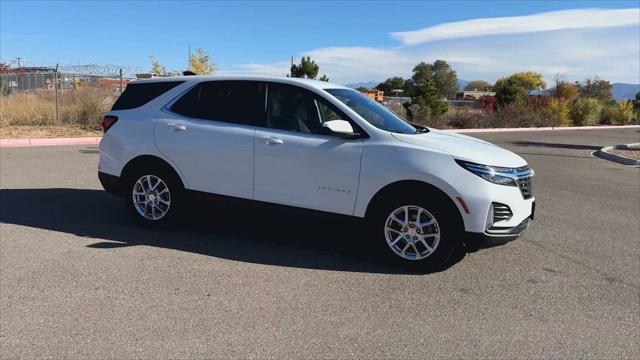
[1,1,639,85]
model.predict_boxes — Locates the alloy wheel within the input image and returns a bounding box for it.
[132,175,171,220]
[384,205,440,261]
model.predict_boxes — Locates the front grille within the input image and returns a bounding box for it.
[517,176,534,199]
[492,202,513,223]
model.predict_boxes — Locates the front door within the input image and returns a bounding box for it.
[253,83,363,215]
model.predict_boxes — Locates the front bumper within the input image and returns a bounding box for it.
[465,212,533,250]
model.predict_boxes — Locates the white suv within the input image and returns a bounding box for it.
[99,75,534,269]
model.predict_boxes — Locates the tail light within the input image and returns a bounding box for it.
[101,115,118,133]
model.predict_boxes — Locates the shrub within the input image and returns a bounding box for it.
[569,98,600,126]
[526,95,551,111]
[608,100,636,125]
[61,87,116,127]
[0,91,56,126]
[444,108,487,129]
[477,95,495,113]
[0,87,116,129]
[548,98,571,127]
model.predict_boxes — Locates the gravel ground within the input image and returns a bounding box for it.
[608,148,640,160]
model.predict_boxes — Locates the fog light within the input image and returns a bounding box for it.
[485,203,494,230]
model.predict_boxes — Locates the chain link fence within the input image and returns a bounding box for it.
[0,65,134,128]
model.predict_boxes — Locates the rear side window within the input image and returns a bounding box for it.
[111,81,184,110]
[170,81,265,126]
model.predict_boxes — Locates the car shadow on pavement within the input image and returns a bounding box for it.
[508,141,602,150]
[0,188,472,275]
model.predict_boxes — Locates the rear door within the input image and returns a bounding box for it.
[154,80,265,199]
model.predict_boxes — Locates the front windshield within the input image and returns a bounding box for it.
[325,89,417,134]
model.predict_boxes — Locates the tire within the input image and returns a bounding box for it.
[367,193,463,272]
[123,164,185,228]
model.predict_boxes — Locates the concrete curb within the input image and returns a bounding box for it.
[593,146,640,166]
[445,124,640,134]
[0,125,638,148]
[0,137,101,148]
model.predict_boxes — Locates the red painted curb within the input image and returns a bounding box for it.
[0,137,101,148]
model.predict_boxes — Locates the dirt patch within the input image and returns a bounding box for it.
[0,125,102,139]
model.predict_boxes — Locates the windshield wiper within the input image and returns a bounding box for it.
[407,122,429,134]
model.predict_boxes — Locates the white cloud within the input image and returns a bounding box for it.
[390,8,640,45]
[222,8,640,85]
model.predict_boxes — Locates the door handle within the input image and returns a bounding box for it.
[260,136,283,145]
[167,123,186,131]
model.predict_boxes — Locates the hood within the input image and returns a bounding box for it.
[392,129,527,168]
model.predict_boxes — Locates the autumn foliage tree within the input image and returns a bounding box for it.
[189,48,216,75]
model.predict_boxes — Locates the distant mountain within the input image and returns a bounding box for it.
[612,83,639,101]
[345,79,471,91]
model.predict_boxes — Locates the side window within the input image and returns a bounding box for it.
[315,99,341,123]
[171,81,264,126]
[112,81,184,110]
[266,83,347,135]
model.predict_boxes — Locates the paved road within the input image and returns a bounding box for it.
[1,128,639,358]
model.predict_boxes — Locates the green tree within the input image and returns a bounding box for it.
[402,79,416,97]
[432,60,459,99]
[494,77,528,106]
[576,78,612,102]
[410,79,448,116]
[290,56,319,79]
[409,60,458,99]
[189,48,216,75]
[411,62,433,85]
[633,92,640,120]
[318,74,329,82]
[494,71,546,106]
[376,76,405,93]
[464,80,493,91]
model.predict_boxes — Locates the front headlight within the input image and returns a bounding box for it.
[455,160,518,186]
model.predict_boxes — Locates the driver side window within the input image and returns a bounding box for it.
[266,83,344,135]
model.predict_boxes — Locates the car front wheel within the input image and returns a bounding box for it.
[370,195,462,271]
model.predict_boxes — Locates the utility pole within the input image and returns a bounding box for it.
[54,63,59,124]
[16,57,23,68]
[187,45,191,71]
[119,68,123,94]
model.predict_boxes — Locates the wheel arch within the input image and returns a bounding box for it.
[121,155,186,188]
[364,180,465,228]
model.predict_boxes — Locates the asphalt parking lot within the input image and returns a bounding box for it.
[1,128,639,358]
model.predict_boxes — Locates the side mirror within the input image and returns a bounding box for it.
[322,120,359,138]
